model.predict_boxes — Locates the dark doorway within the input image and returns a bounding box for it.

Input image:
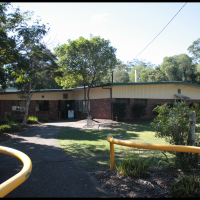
[58,100,73,119]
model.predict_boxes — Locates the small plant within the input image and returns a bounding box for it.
[170,175,200,198]
[0,125,11,133]
[5,112,16,122]
[42,117,49,122]
[115,154,151,178]
[27,116,38,124]
[7,121,20,132]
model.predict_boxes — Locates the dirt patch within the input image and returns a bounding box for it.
[87,166,200,198]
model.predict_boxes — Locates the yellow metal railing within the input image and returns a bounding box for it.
[0,146,32,197]
[107,135,200,170]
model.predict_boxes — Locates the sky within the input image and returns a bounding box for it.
[9,2,200,66]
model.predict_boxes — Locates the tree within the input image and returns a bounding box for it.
[188,38,200,64]
[129,59,154,82]
[0,2,26,90]
[54,34,117,118]
[160,54,197,83]
[9,10,59,125]
[147,66,167,82]
[113,60,130,83]
[151,102,200,170]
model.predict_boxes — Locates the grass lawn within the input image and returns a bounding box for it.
[57,121,200,170]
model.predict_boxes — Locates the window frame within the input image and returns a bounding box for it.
[36,100,49,111]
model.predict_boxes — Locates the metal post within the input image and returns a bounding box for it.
[110,142,114,170]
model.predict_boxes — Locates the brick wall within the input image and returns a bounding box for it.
[0,100,59,121]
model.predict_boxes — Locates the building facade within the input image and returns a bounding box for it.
[0,81,200,121]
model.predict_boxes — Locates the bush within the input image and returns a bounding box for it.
[170,175,200,198]
[151,102,200,170]
[0,125,11,133]
[131,103,147,119]
[7,121,20,132]
[5,112,16,122]
[113,103,127,121]
[115,154,151,178]
[42,117,49,122]
[27,116,38,124]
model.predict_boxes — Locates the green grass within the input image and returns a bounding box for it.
[57,121,200,170]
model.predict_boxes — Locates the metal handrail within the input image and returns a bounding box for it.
[107,134,200,170]
[0,146,32,197]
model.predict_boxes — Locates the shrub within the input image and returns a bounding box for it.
[42,117,49,122]
[131,103,147,119]
[113,103,127,121]
[27,116,38,124]
[151,102,200,170]
[5,112,16,122]
[115,154,151,178]
[7,121,20,132]
[0,125,11,133]
[170,175,200,198]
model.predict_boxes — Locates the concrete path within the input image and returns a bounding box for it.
[0,120,115,197]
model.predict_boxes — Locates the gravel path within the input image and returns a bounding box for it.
[0,120,117,197]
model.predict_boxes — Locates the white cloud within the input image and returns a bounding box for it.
[90,13,109,23]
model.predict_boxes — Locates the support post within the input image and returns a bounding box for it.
[110,142,114,170]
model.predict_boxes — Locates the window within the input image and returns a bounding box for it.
[75,100,82,111]
[83,101,90,113]
[178,89,181,94]
[134,99,147,105]
[12,100,26,112]
[36,100,49,111]
[115,98,130,105]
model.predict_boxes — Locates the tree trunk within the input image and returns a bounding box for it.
[188,111,196,146]
[23,98,31,125]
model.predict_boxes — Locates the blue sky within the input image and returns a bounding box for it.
[11,2,200,66]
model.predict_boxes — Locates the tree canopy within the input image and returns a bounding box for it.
[54,34,117,116]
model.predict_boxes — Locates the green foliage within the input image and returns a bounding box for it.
[27,116,38,124]
[0,125,11,133]
[115,154,151,178]
[7,121,20,131]
[170,175,200,198]
[131,103,147,119]
[42,117,49,122]
[54,34,117,116]
[5,112,16,122]
[151,102,200,170]
[113,103,127,120]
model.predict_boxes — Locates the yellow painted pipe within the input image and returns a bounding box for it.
[107,135,200,170]
[0,146,32,197]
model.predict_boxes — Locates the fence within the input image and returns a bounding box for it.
[107,134,200,170]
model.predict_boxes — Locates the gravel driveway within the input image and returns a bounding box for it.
[0,120,116,197]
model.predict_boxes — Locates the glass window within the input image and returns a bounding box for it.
[115,98,130,105]
[36,100,49,111]
[134,99,147,105]
[12,100,26,112]
[83,101,90,113]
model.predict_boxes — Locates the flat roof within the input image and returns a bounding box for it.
[1,81,200,94]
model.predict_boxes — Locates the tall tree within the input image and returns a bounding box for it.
[8,9,59,125]
[0,2,26,90]
[54,34,117,118]
[160,54,197,83]
[113,60,130,83]
[188,38,200,64]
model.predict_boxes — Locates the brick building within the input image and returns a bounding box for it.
[0,81,200,121]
